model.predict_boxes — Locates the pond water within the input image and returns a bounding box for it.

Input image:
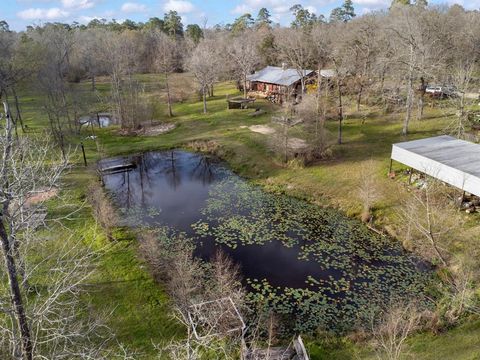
[80,115,112,128]
[100,150,431,333]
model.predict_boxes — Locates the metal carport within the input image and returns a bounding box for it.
[390,135,480,197]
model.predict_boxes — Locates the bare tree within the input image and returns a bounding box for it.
[357,159,381,223]
[296,93,328,157]
[103,30,147,130]
[442,10,480,138]
[73,27,108,91]
[227,33,259,99]
[32,25,77,157]
[275,28,314,97]
[399,180,460,267]
[1,102,37,359]
[152,30,178,117]
[387,6,444,134]
[271,103,303,164]
[0,102,128,359]
[187,40,220,113]
[371,301,421,360]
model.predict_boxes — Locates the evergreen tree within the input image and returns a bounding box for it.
[330,0,356,23]
[231,13,254,34]
[415,0,428,7]
[343,0,356,20]
[290,4,319,29]
[0,20,10,32]
[164,10,183,37]
[186,24,203,44]
[391,0,412,8]
[144,17,165,32]
[256,8,272,27]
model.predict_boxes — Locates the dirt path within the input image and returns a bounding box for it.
[242,124,308,150]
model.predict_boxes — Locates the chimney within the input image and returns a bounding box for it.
[281,62,287,71]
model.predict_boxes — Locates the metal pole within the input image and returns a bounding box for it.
[388,158,393,174]
[81,142,87,167]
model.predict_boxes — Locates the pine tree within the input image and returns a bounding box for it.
[391,0,412,8]
[329,0,356,23]
[256,8,272,27]
[164,10,183,37]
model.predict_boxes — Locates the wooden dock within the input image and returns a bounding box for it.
[242,336,309,360]
[97,158,136,175]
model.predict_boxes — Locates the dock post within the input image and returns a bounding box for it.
[460,190,466,208]
[81,142,87,167]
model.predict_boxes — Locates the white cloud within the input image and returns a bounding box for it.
[78,15,100,23]
[231,0,322,16]
[61,0,95,10]
[17,7,69,20]
[352,0,389,7]
[232,4,254,14]
[164,0,195,13]
[121,2,147,13]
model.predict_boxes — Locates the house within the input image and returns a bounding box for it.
[246,65,316,104]
[390,135,480,198]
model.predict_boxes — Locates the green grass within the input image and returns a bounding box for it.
[305,318,480,360]
[15,74,480,358]
[43,169,183,358]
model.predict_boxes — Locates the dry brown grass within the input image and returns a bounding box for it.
[86,181,118,239]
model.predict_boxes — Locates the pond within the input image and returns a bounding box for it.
[80,115,112,128]
[100,150,431,333]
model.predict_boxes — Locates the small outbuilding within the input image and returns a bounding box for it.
[390,135,480,197]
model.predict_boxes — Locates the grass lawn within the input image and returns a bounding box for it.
[16,74,480,359]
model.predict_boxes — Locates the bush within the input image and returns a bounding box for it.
[86,181,119,239]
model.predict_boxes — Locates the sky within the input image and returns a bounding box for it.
[1,0,479,31]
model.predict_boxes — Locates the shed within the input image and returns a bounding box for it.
[390,135,480,197]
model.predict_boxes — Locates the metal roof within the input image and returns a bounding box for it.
[320,69,335,78]
[247,66,314,87]
[391,135,480,196]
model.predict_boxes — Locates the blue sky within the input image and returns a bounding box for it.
[1,0,479,31]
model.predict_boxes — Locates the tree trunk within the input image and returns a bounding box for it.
[403,45,415,136]
[0,103,33,360]
[404,77,414,136]
[425,190,448,267]
[91,74,96,91]
[243,74,248,99]
[165,72,173,117]
[417,77,426,120]
[356,83,363,112]
[202,86,207,113]
[12,87,25,133]
[0,222,33,360]
[337,78,343,145]
[316,66,322,141]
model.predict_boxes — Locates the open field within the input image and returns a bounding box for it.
[16,74,480,359]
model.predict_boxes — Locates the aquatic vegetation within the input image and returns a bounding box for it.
[193,176,432,333]
[102,151,432,335]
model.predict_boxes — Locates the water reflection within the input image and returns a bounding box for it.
[100,151,426,290]
[80,115,112,128]
[100,151,430,333]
